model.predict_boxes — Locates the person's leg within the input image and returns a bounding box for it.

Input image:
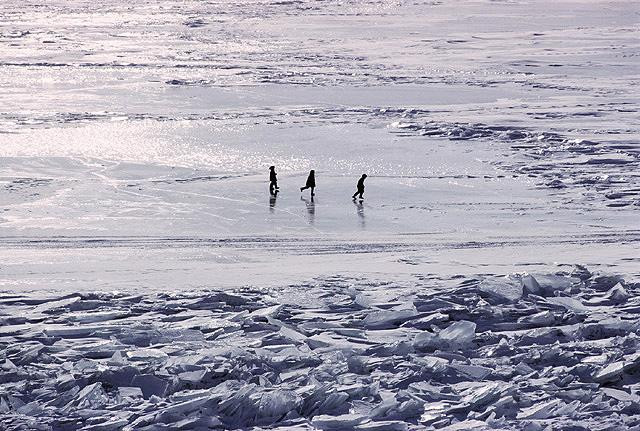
[300,186,307,191]
[311,187,315,196]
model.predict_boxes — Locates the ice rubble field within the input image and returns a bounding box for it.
[1,0,640,430]
[2,268,640,430]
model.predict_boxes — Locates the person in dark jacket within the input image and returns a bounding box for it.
[300,170,315,196]
[269,166,279,195]
[352,174,367,200]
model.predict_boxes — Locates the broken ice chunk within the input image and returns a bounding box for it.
[32,295,80,313]
[438,320,476,347]
[64,382,107,410]
[80,417,130,431]
[590,274,625,291]
[131,374,169,398]
[44,325,101,338]
[521,274,543,296]
[478,277,523,303]
[355,420,408,431]
[585,283,631,306]
[1,358,18,372]
[414,320,476,351]
[362,308,418,329]
[517,310,555,326]
[413,331,437,350]
[118,386,144,399]
[277,324,308,344]
[419,401,455,425]
[16,401,44,416]
[593,361,624,383]
[439,420,493,430]
[408,382,459,402]
[167,416,222,429]
[606,283,630,304]
[108,350,128,365]
[532,274,575,295]
[601,387,640,403]
[449,362,492,380]
[249,304,283,318]
[256,390,302,423]
[178,369,207,385]
[458,382,504,410]
[311,414,366,430]
[514,362,536,376]
[545,296,588,314]
[306,332,369,353]
[516,399,565,420]
[73,358,99,372]
[68,310,130,323]
[126,348,169,362]
[299,385,349,416]
[402,312,448,329]
[54,373,76,391]
[162,394,216,416]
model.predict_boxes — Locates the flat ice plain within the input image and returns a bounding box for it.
[1,0,639,430]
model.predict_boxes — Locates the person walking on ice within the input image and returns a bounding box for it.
[352,174,367,200]
[269,166,279,195]
[300,169,316,196]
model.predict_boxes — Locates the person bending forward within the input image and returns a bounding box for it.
[352,174,367,199]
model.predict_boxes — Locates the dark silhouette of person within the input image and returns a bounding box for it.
[352,174,367,200]
[300,170,315,196]
[269,166,279,195]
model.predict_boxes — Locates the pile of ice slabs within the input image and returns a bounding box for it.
[1,268,639,430]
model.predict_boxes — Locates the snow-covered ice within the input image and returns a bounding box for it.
[1,0,639,429]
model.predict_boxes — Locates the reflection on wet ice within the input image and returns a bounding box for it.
[301,196,315,225]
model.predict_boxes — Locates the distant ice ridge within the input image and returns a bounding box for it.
[388,117,640,208]
[1,267,640,430]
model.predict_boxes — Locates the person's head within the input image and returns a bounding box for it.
[269,166,275,170]
[310,170,315,174]
[362,174,367,178]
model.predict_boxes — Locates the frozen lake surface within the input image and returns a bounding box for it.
[1,0,639,429]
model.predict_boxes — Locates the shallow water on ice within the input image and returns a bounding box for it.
[1,2,640,428]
